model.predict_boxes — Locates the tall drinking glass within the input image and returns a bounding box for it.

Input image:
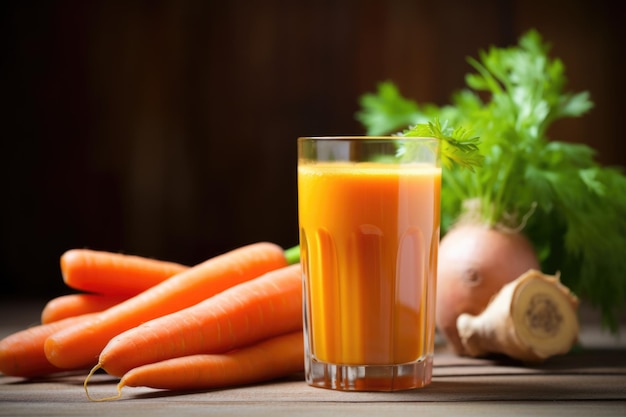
[297,136,441,391]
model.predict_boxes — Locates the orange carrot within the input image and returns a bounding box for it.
[41,293,131,324]
[85,331,304,400]
[60,248,189,296]
[0,313,98,377]
[90,263,302,378]
[44,242,289,370]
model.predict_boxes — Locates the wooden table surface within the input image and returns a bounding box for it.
[1,299,625,416]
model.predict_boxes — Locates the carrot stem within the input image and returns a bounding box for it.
[283,245,301,265]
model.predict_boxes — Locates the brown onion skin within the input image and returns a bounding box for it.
[436,224,540,354]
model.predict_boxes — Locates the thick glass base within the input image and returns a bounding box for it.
[305,356,433,391]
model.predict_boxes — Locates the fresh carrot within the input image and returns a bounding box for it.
[89,263,302,378]
[44,242,289,370]
[41,293,131,324]
[60,248,189,296]
[85,331,304,400]
[0,313,98,377]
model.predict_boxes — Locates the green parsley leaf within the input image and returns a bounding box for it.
[356,81,424,135]
[400,119,483,171]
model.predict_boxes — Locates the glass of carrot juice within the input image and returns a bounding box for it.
[297,136,441,391]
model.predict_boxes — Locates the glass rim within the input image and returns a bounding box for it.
[298,136,438,141]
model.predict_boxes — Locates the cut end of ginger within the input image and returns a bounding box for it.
[457,269,579,363]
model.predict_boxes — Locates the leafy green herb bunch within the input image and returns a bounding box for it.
[357,29,626,331]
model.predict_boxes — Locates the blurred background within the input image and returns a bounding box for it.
[1,0,624,300]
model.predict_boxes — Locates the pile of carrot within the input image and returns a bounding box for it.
[0,242,305,400]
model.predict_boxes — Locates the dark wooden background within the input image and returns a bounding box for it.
[2,0,624,298]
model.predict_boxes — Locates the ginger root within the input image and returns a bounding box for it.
[456,269,579,363]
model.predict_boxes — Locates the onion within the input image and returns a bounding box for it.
[435,223,540,354]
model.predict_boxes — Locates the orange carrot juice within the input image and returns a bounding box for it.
[298,137,440,391]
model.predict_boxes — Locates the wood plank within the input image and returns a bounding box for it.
[2,371,626,417]
[2,301,625,416]
[2,351,625,402]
